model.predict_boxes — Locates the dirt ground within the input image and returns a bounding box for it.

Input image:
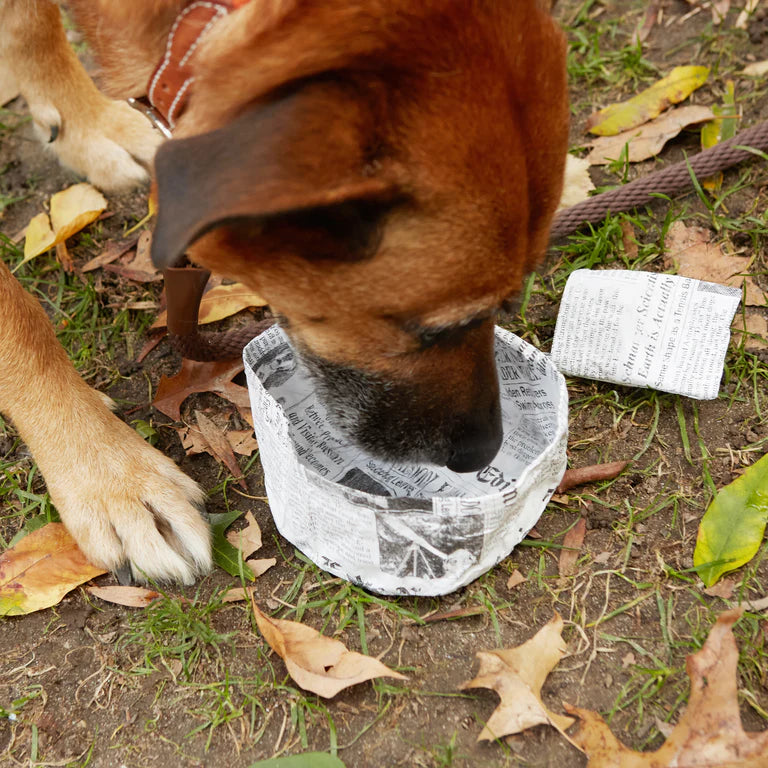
[1,1,768,767]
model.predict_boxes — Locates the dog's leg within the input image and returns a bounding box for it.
[0,0,162,191]
[0,261,212,583]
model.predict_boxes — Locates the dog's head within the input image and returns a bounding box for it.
[151,0,569,472]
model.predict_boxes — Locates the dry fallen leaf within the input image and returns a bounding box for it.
[195,410,246,489]
[704,577,737,599]
[247,558,277,578]
[567,609,768,767]
[558,155,595,210]
[557,461,629,494]
[81,235,139,272]
[251,598,406,698]
[104,230,161,283]
[0,524,107,615]
[742,60,768,76]
[559,518,587,578]
[87,585,160,608]
[23,183,108,264]
[227,429,258,456]
[736,0,760,28]
[585,105,716,165]
[732,313,768,350]
[664,221,765,306]
[153,358,252,423]
[222,587,250,603]
[460,613,575,742]
[506,569,527,590]
[226,510,263,558]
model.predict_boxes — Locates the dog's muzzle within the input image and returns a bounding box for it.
[301,352,503,473]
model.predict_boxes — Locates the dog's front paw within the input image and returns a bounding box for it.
[31,97,163,192]
[41,415,212,585]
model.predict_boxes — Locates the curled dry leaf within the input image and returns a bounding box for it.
[23,183,107,263]
[251,598,406,698]
[226,510,263,558]
[567,609,768,767]
[585,105,716,165]
[87,585,160,608]
[0,524,107,615]
[557,461,629,494]
[664,221,765,306]
[460,613,575,743]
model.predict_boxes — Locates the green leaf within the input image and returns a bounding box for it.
[208,510,255,581]
[248,754,346,768]
[587,66,710,136]
[694,453,768,587]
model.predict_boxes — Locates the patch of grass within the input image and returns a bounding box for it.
[119,587,234,679]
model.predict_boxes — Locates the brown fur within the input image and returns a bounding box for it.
[0,0,568,580]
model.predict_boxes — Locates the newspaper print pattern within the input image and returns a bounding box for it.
[551,269,742,400]
[244,326,568,596]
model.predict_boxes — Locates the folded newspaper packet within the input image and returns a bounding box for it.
[551,270,742,400]
[244,326,568,596]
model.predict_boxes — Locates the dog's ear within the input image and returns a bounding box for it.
[151,90,397,269]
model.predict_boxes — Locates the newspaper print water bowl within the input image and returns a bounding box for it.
[244,326,568,597]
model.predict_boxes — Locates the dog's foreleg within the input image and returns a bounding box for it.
[0,260,211,583]
[0,0,162,190]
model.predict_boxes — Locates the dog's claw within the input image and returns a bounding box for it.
[115,561,133,586]
[48,123,59,143]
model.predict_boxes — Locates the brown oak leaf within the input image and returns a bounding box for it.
[251,598,406,698]
[153,358,251,423]
[567,609,768,767]
[460,613,575,742]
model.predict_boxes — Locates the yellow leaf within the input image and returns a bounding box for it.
[21,183,107,264]
[49,182,107,240]
[0,523,107,616]
[587,66,710,136]
[23,212,57,261]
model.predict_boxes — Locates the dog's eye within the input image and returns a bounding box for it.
[411,314,492,350]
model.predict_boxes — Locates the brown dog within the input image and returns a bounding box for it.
[0,0,568,582]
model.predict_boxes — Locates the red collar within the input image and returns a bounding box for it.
[147,0,250,131]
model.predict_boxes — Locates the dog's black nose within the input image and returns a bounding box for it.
[446,406,503,473]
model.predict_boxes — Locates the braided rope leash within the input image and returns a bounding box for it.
[550,119,768,239]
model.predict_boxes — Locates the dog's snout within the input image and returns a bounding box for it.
[446,402,503,474]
